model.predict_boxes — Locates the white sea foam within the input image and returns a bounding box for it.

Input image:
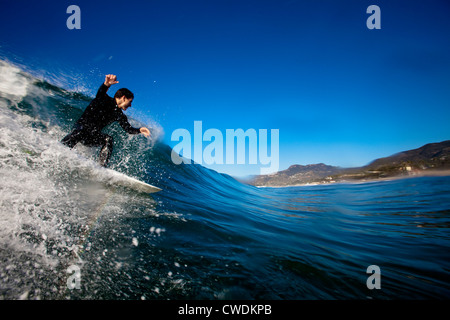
[0,60,30,101]
[0,60,172,299]
[0,61,116,298]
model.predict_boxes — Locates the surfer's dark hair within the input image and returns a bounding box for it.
[114,88,134,100]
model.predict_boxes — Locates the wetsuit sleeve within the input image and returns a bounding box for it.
[118,113,141,135]
[96,83,110,98]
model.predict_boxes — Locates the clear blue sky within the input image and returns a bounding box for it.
[1,0,449,177]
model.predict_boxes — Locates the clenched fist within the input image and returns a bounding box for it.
[104,74,119,87]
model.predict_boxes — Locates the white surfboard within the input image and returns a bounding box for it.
[22,145,162,194]
[57,147,162,194]
[102,168,162,193]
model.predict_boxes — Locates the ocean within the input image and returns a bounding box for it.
[1,59,449,300]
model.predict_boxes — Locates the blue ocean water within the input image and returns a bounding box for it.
[0,60,449,299]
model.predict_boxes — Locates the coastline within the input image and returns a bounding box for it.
[252,169,450,188]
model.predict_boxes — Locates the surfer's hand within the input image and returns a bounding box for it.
[140,127,151,137]
[104,74,119,87]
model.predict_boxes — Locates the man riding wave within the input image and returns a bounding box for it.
[61,74,150,167]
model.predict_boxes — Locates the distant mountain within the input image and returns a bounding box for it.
[248,163,341,187]
[364,140,450,170]
[248,140,450,187]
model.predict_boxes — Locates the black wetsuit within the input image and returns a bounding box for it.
[61,83,140,167]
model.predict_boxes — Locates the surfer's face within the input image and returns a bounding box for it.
[117,96,133,110]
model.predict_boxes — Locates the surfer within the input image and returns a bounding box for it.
[61,74,150,167]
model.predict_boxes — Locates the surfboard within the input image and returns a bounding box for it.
[20,144,162,194]
[101,168,162,194]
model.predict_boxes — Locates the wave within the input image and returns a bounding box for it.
[0,59,262,299]
[1,59,449,300]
